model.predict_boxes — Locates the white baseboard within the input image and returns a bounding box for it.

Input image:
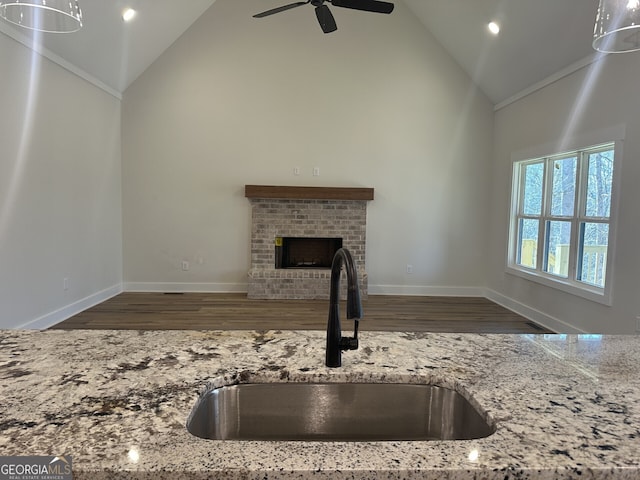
[368,284,485,297]
[123,282,248,293]
[18,284,123,330]
[484,289,585,334]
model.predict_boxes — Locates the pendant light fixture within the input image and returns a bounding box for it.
[0,0,83,33]
[593,0,640,52]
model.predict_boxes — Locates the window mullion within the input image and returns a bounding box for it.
[574,150,594,283]
[568,151,587,281]
[537,158,554,272]
[575,150,589,221]
[568,216,579,280]
[531,161,542,271]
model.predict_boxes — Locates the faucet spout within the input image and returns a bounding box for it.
[326,248,362,368]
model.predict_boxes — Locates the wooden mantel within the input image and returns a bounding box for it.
[244,185,374,201]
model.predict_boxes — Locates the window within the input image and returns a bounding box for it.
[508,142,616,303]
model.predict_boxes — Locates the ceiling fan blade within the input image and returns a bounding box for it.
[330,0,394,14]
[253,1,309,18]
[316,4,337,33]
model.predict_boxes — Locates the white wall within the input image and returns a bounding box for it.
[0,32,122,328]
[489,53,640,333]
[122,0,494,294]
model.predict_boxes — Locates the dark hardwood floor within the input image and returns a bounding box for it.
[52,293,552,333]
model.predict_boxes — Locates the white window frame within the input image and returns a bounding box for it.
[506,127,624,306]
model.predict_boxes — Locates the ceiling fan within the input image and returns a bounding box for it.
[253,0,394,34]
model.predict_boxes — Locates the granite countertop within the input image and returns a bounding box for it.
[1,329,639,479]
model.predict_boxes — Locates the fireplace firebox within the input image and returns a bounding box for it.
[275,237,342,269]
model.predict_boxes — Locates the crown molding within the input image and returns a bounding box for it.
[0,25,122,100]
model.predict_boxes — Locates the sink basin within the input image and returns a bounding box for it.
[187,383,495,441]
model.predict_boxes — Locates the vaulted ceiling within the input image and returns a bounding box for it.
[0,0,216,94]
[0,0,602,105]
[403,0,600,105]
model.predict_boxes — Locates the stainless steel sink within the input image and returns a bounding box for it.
[186,383,495,441]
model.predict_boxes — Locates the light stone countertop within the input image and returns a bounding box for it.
[1,329,639,479]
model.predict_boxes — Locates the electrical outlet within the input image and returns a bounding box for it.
[293,167,300,176]
[313,167,320,176]
[182,261,190,271]
[63,277,69,291]
[406,265,413,274]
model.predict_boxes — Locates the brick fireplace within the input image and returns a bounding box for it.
[245,185,374,299]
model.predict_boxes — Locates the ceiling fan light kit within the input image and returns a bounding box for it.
[0,0,82,33]
[253,0,394,34]
[593,0,640,52]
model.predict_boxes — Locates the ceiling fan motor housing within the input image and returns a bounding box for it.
[253,0,394,34]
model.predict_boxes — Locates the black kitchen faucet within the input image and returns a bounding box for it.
[325,248,362,368]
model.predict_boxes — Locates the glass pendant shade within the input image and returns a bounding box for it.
[0,0,82,33]
[593,0,640,52]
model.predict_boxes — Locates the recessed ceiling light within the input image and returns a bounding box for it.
[488,21,500,35]
[122,8,136,22]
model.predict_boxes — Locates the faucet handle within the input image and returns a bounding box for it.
[340,316,359,351]
[339,336,359,351]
